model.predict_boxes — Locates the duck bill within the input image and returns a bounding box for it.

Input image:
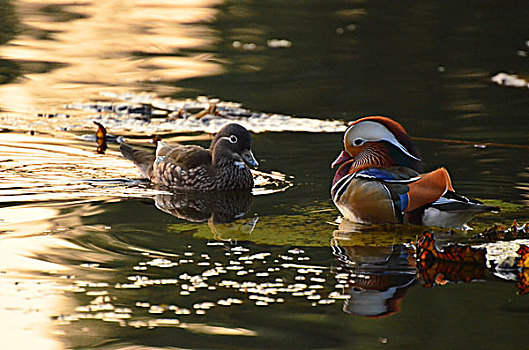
[331,150,352,168]
[242,150,259,168]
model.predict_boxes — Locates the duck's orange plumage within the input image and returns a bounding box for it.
[331,116,499,228]
[405,167,454,213]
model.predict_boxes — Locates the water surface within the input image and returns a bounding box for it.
[1,0,529,348]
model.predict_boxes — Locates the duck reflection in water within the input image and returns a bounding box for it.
[331,221,529,317]
[331,220,418,318]
[154,190,258,239]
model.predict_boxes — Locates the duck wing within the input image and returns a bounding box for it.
[161,144,212,170]
[419,190,500,228]
[152,144,214,189]
[353,166,421,215]
[399,167,499,228]
[429,191,500,213]
[354,167,460,216]
[404,167,454,213]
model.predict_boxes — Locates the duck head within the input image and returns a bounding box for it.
[211,123,259,168]
[332,116,421,184]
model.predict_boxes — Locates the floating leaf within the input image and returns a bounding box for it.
[416,232,486,265]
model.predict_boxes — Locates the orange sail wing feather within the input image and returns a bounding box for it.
[405,167,454,213]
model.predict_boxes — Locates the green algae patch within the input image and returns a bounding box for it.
[166,202,420,247]
[167,215,335,247]
[166,199,528,247]
[167,202,339,247]
[466,199,529,233]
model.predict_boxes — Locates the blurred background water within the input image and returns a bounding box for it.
[1,0,529,348]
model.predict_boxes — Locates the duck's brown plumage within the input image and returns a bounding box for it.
[120,123,258,191]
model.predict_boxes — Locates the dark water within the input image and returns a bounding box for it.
[1,0,529,349]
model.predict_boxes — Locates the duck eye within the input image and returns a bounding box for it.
[353,138,365,146]
[229,135,238,144]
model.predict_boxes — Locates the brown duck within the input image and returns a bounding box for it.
[120,123,258,191]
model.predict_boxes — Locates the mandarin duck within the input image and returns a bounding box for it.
[331,116,499,229]
[120,123,258,191]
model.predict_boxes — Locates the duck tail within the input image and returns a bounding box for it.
[477,203,501,213]
[443,191,501,213]
[120,143,156,179]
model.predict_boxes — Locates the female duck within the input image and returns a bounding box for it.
[121,123,258,191]
[331,116,499,228]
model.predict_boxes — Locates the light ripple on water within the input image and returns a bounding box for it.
[0,132,293,204]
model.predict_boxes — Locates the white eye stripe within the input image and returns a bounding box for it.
[218,135,239,144]
[346,121,421,161]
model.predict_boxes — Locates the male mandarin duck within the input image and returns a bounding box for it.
[331,116,499,229]
[120,123,258,191]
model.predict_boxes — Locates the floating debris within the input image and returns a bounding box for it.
[491,72,529,88]
[75,121,124,154]
[37,113,70,118]
[94,121,108,154]
[416,232,486,265]
[64,92,347,134]
[266,39,292,48]
[66,101,152,116]
[474,220,529,242]
[518,245,529,269]
[414,231,529,295]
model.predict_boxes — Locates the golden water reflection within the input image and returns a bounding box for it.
[0,203,77,350]
[0,0,223,115]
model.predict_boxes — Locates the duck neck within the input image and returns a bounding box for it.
[212,146,234,168]
[211,148,253,190]
[349,143,395,173]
